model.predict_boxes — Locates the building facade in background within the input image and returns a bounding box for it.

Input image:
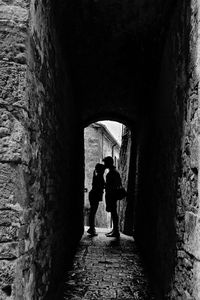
[84,122,120,228]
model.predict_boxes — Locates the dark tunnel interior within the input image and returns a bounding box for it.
[2,0,198,299]
[44,0,192,298]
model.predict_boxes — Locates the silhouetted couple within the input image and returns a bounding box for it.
[87,156,122,238]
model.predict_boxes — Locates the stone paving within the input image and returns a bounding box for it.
[64,227,155,300]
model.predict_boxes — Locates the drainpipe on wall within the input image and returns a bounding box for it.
[112,142,119,219]
[112,143,117,158]
[102,129,104,160]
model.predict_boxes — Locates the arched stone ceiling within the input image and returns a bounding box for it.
[53,0,175,122]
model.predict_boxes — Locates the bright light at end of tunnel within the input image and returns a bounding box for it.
[97,121,123,145]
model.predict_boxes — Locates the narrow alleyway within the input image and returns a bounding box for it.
[64,227,155,299]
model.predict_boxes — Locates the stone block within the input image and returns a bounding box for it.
[0,261,16,300]
[183,258,193,269]
[184,212,200,260]
[14,254,36,299]
[0,242,18,259]
[193,261,200,299]
[0,107,30,163]
[0,225,18,242]
[0,260,16,289]
[0,62,27,109]
[177,250,185,258]
[182,291,193,300]
[0,0,29,8]
[184,211,197,239]
[190,139,199,169]
[0,163,27,208]
[0,210,21,226]
[0,23,27,63]
[0,4,28,70]
[0,5,28,24]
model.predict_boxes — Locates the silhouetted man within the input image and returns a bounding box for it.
[103,156,121,238]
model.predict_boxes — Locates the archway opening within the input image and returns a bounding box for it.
[83,119,134,235]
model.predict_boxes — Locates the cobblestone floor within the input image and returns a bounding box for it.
[64,227,155,300]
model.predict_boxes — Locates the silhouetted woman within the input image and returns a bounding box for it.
[87,163,105,236]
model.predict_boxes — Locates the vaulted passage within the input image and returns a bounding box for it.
[1,0,200,299]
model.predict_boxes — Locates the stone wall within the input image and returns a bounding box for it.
[134,0,200,298]
[174,0,200,298]
[0,1,32,298]
[0,0,84,299]
[28,1,84,299]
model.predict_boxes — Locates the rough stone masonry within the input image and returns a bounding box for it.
[0,0,84,299]
[0,1,32,299]
[0,0,82,299]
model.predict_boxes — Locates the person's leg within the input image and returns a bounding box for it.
[105,195,113,235]
[106,227,113,236]
[107,203,120,238]
[111,208,119,233]
[105,216,113,236]
[88,201,99,234]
